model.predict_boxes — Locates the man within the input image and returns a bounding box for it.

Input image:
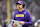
[13,1,33,27]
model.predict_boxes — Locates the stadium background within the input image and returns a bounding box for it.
[0,0,40,27]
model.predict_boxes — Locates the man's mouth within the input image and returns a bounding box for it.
[19,7,20,8]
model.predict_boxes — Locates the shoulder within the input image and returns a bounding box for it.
[24,9,30,14]
[24,10,31,16]
[14,10,18,14]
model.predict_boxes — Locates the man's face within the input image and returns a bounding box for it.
[17,4,23,9]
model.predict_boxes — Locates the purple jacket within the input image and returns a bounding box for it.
[13,9,33,27]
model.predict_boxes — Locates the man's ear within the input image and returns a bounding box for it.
[23,4,25,8]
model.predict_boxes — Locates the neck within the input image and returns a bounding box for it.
[19,8,24,12]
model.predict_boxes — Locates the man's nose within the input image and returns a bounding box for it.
[19,6,20,7]
[18,5,20,7]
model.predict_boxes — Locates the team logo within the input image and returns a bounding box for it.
[23,12,26,14]
[18,1,21,3]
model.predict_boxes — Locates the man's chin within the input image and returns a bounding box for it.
[19,9,21,10]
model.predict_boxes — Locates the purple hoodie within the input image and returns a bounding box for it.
[13,9,33,27]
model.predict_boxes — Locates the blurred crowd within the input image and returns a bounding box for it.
[0,0,40,27]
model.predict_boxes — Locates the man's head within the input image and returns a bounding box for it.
[16,1,25,10]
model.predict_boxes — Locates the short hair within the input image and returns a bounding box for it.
[16,3,25,8]
[23,4,25,8]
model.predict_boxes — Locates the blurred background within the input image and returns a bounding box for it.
[0,0,40,27]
